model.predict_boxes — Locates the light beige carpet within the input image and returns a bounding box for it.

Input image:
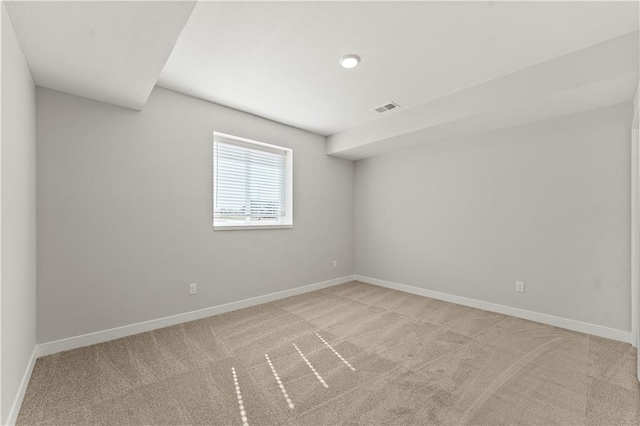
[17,281,640,425]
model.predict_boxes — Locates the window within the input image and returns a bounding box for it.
[213,132,293,230]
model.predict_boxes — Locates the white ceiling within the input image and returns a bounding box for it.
[5,1,196,110]
[328,32,639,160]
[158,1,639,136]
[5,1,639,160]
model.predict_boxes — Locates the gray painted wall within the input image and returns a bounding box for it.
[36,87,354,343]
[355,104,632,332]
[1,4,37,423]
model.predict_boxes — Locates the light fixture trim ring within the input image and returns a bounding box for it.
[340,54,361,69]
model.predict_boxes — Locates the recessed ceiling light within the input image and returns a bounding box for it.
[339,54,360,69]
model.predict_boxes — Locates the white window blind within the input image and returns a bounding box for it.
[214,135,288,226]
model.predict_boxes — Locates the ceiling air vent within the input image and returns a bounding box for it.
[375,102,400,113]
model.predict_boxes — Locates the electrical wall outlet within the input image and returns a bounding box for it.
[515,281,525,293]
[333,260,338,269]
[189,283,197,295]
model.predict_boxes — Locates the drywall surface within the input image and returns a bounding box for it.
[1,4,37,424]
[36,87,354,343]
[355,104,632,332]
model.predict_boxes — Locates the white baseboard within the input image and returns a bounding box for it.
[5,346,38,426]
[355,275,632,344]
[37,275,355,357]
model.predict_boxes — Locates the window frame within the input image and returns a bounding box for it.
[213,131,293,231]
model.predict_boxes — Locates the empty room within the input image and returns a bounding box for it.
[2,1,640,425]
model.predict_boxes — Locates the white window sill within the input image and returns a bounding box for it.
[213,223,293,231]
